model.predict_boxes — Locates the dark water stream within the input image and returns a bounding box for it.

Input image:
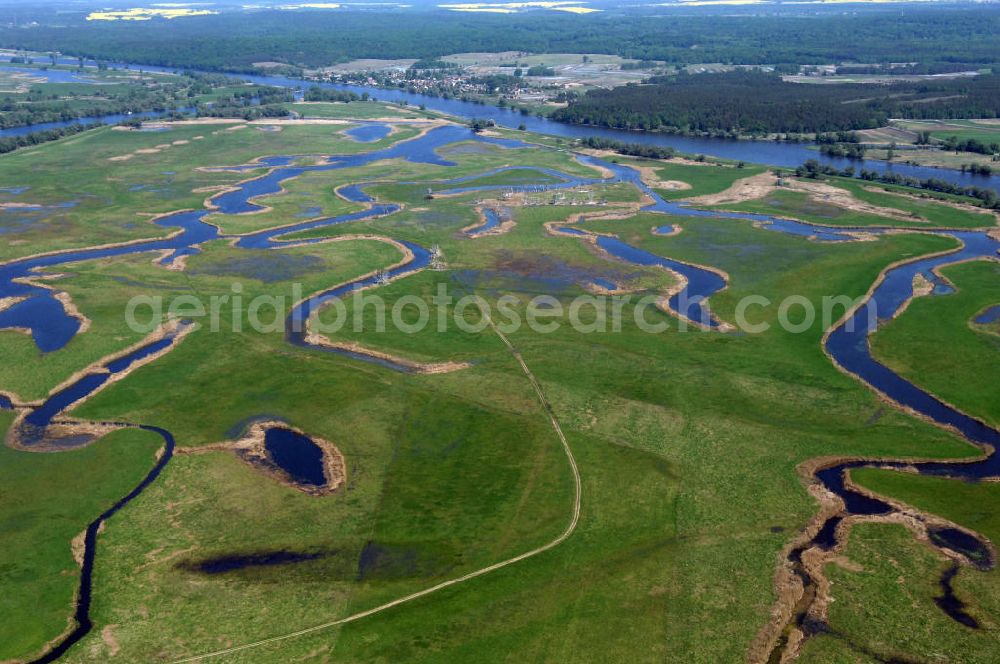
[551,155,1000,641]
[0,125,516,351]
[467,208,503,236]
[181,549,328,575]
[1,106,996,660]
[766,227,1000,651]
[5,125,502,659]
[29,424,176,664]
[17,326,185,448]
[433,149,1000,627]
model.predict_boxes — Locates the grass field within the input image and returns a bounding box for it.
[611,156,766,200]
[0,416,162,661]
[866,147,998,171]
[0,112,996,663]
[292,101,429,120]
[63,222,970,663]
[716,180,996,229]
[810,257,1000,662]
[830,177,998,228]
[0,116,440,262]
[820,470,1000,663]
[854,120,1000,170]
[896,119,1000,147]
[871,259,1000,428]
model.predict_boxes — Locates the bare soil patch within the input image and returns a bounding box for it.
[0,295,25,314]
[306,336,471,374]
[683,172,777,205]
[790,180,926,222]
[461,205,516,237]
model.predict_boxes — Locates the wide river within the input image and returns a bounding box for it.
[1,53,998,195]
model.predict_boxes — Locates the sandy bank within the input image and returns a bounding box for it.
[0,295,26,314]
[305,336,471,375]
[682,172,777,205]
[179,420,346,496]
[545,205,734,332]
[6,319,194,452]
[651,224,682,237]
[620,162,691,192]
[461,205,516,238]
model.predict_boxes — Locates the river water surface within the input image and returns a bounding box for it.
[2,53,998,195]
[1,109,996,662]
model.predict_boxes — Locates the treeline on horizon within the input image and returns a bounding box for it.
[551,71,1000,135]
[833,62,982,76]
[0,9,998,72]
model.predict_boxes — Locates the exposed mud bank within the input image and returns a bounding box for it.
[618,162,692,192]
[0,295,25,313]
[6,320,194,452]
[462,205,516,237]
[304,336,471,375]
[178,420,346,496]
[750,454,996,664]
[546,207,735,332]
[683,172,777,205]
[756,231,1000,663]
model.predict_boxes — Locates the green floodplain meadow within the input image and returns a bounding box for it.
[0,102,998,663]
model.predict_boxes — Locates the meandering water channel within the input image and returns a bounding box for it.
[2,53,999,195]
[1,114,998,662]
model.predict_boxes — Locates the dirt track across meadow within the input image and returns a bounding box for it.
[170,312,582,663]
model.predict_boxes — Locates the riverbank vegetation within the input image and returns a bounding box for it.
[59,193,966,664]
[708,171,996,229]
[290,100,427,120]
[0,112,433,263]
[0,67,291,130]
[0,111,995,663]
[871,259,1000,428]
[822,470,1000,663]
[0,418,161,661]
[579,136,677,160]
[0,65,185,129]
[793,159,1000,209]
[597,153,765,200]
[0,122,91,154]
[827,261,1000,660]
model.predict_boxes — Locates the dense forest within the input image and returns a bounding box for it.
[551,72,1000,135]
[0,8,998,72]
[833,62,982,76]
[0,71,297,155]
